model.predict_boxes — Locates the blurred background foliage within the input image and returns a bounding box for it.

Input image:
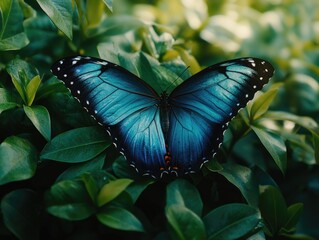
[1,0,319,239]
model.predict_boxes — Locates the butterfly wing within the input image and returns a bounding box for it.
[51,56,167,178]
[168,58,274,175]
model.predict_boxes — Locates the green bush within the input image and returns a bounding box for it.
[1,0,319,239]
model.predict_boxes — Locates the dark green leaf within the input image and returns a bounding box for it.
[41,126,110,163]
[166,205,206,240]
[56,153,105,181]
[81,173,99,203]
[0,0,29,50]
[203,203,261,240]
[166,179,203,216]
[36,0,73,39]
[46,180,95,220]
[282,203,304,233]
[0,88,19,113]
[259,185,288,236]
[251,126,287,174]
[24,105,51,141]
[0,136,37,185]
[97,178,133,207]
[1,189,40,240]
[218,162,259,206]
[97,206,144,232]
[125,180,154,203]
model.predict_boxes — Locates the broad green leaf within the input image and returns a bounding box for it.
[0,0,29,50]
[97,178,133,207]
[166,179,203,216]
[46,180,95,220]
[251,126,287,174]
[203,203,261,240]
[1,189,40,240]
[36,0,73,39]
[166,205,206,240]
[250,87,279,120]
[81,173,99,203]
[24,105,51,141]
[218,162,259,206]
[41,126,110,163]
[86,0,105,28]
[259,185,288,236]
[25,75,41,106]
[56,153,105,181]
[282,203,304,233]
[97,206,144,232]
[0,136,37,185]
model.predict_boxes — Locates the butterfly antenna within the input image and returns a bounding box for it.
[165,66,190,92]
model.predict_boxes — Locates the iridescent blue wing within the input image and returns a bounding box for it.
[168,58,274,175]
[51,56,167,178]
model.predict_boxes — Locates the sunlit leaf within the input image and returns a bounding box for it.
[97,178,133,207]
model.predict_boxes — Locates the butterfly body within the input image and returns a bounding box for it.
[51,56,274,178]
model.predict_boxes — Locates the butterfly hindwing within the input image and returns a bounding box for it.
[168,58,274,173]
[51,56,167,178]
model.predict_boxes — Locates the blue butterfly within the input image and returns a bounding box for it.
[51,56,274,178]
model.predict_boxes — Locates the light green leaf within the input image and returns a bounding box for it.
[1,189,40,240]
[102,0,113,11]
[166,179,203,216]
[250,87,279,120]
[97,178,133,207]
[25,75,41,106]
[166,205,206,240]
[0,0,29,50]
[36,0,73,39]
[218,162,259,206]
[97,206,144,232]
[251,126,287,174]
[0,136,37,185]
[203,203,261,240]
[41,126,110,163]
[24,105,51,141]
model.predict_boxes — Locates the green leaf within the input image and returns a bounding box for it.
[97,206,144,232]
[166,179,203,216]
[41,126,110,163]
[0,88,19,113]
[56,153,105,181]
[312,131,319,164]
[218,162,259,206]
[97,178,133,207]
[0,136,37,185]
[0,0,29,50]
[23,105,51,141]
[125,180,154,203]
[251,126,287,174]
[166,205,206,240]
[282,203,304,233]
[46,180,95,220]
[1,189,40,240]
[203,203,261,240]
[250,87,279,120]
[25,75,41,106]
[102,0,113,11]
[36,0,73,39]
[259,185,288,236]
[81,172,99,203]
